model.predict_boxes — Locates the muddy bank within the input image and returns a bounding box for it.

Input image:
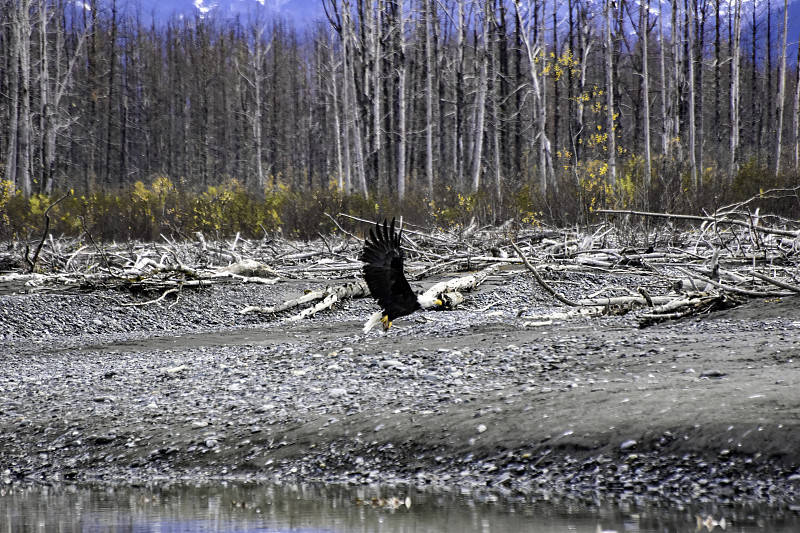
[1,271,800,506]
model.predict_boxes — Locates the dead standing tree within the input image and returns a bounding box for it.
[513,0,555,193]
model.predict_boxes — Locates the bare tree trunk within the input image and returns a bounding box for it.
[794,29,800,171]
[538,0,553,191]
[103,0,118,189]
[455,0,465,190]
[670,0,682,163]
[567,0,575,164]
[237,15,271,193]
[470,3,489,193]
[658,0,669,159]
[604,0,616,187]
[330,47,345,191]
[39,0,89,194]
[687,0,698,190]
[729,0,742,181]
[490,3,503,202]
[765,0,773,163]
[773,0,788,176]
[5,0,21,193]
[396,0,407,201]
[696,0,705,186]
[347,51,368,195]
[714,0,721,150]
[640,0,652,207]
[751,4,759,162]
[8,0,35,197]
[370,0,383,193]
[341,22,354,193]
[424,0,435,198]
[551,0,559,164]
[574,6,590,171]
[513,0,554,194]
[38,0,50,193]
[252,51,265,193]
[19,0,33,196]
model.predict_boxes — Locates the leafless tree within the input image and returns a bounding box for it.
[236,11,272,192]
[730,0,743,181]
[603,0,616,186]
[514,0,554,193]
[773,0,788,176]
[639,0,652,206]
[794,29,800,171]
[687,0,698,189]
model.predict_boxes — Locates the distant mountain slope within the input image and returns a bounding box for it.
[122,0,798,62]
[131,0,325,22]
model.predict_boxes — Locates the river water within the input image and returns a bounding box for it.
[1,481,799,532]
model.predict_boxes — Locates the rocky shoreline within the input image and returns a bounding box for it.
[2,273,800,507]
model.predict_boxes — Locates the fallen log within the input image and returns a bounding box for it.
[287,281,370,321]
[638,292,741,327]
[242,264,496,323]
[420,263,500,300]
[240,280,370,315]
[675,267,794,298]
[747,270,800,294]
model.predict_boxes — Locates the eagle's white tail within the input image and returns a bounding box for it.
[363,310,384,333]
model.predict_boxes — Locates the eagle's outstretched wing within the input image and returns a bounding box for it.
[361,218,420,321]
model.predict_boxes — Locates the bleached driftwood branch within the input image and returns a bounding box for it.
[420,263,500,302]
[240,280,370,315]
[285,281,370,321]
[638,292,741,326]
[595,208,800,239]
[510,240,580,307]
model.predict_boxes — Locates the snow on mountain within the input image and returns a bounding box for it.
[130,0,324,22]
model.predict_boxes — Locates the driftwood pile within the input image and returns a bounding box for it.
[0,208,798,327]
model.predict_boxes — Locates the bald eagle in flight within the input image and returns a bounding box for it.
[361,218,442,332]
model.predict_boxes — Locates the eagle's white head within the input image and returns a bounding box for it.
[417,293,443,309]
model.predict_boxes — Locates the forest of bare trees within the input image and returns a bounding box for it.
[1,0,799,228]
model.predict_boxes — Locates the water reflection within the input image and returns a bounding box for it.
[1,481,798,532]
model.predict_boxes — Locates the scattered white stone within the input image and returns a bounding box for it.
[523,320,554,327]
[92,395,116,403]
